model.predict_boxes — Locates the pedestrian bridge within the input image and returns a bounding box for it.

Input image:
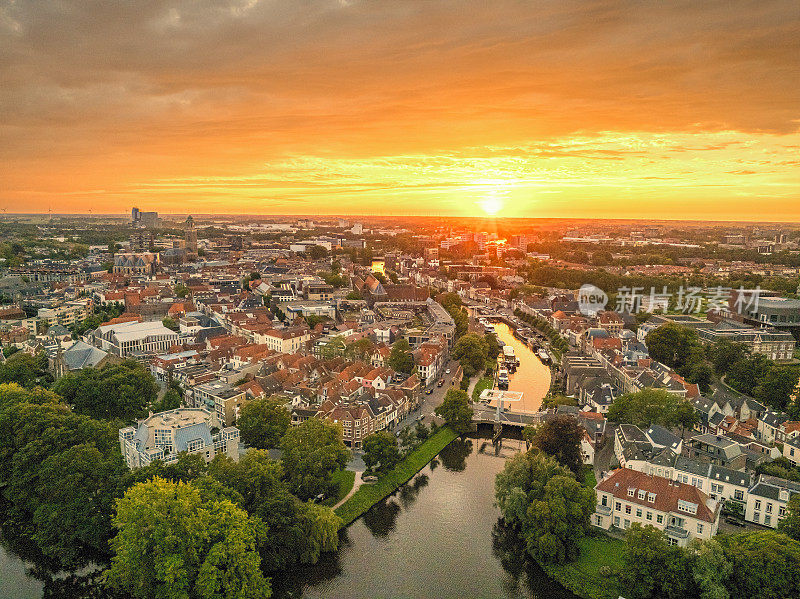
[473,389,545,428]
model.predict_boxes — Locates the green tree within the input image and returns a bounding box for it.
[709,339,748,375]
[495,451,595,565]
[107,477,270,599]
[607,388,690,429]
[162,316,180,332]
[280,419,350,500]
[346,290,362,300]
[434,388,473,434]
[150,387,183,413]
[362,431,401,474]
[525,415,584,475]
[174,283,190,298]
[308,245,328,260]
[451,333,489,377]
[726,354,772,396]
[0,351,50,388]
[716,531,800,599]
[754,365,799,411]
[645,323,701,370]
[52,360,159,422]
[484,333,501,361]
[388,338,414,374]
[779,494,800,541]
[237,397,291,449]
[691,538,732,599]
[33,443,127,567]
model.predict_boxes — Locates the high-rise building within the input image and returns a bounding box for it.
[184,215,198,257]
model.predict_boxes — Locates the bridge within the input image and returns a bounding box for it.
[473,389,546,443]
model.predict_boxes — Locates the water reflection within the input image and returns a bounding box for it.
[438,438,472,471]
[398,473,429,508]
[362,498,401,537]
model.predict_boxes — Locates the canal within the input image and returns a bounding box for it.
[492,322,551,413]
[0,322,562,598]
[275,435,577,599]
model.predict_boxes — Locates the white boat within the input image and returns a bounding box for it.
[497,369,509,390]
[537,349,550,364]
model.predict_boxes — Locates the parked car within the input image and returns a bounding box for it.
[425,388,433,395]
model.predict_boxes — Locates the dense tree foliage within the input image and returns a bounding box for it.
[52,360,159,422]
[280,418,350,500]
[0,351,51,388]
[388,338,414,374]
[495,451,595,564]
[524,415,584,475]
[434,388,473,434]
[607,388,698,431]
[451,333,490,377]
[107,477,270,599]
[779,494,800,541]
[362,431,401,474]
[438,292,468,339]
[620,524,800,599]
[237,397,291,449]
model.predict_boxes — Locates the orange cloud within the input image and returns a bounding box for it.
[0,1,798,219]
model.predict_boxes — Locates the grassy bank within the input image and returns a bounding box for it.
[539,534,626,599]
[322,469,355,507]
[335,427,459,526]
[472,376,494,402]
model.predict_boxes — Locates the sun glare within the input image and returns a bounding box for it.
[480,194,503,216]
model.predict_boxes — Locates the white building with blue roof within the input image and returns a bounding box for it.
[119,407,239,469]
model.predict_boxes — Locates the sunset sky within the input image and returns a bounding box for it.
[1,1,798,220]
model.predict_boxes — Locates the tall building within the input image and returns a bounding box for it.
[131,206,160,228]
[184,215,198,258]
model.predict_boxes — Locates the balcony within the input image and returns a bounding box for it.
[665,525,689,539]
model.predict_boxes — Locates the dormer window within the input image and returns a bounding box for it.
[628,488,635,497]
[647,492,656,503]
[637,490,646,500]
[677,499,698,515]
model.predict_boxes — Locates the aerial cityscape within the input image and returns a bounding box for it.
[1,2,799,599]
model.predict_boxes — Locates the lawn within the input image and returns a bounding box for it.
[334,426,459,526]
[472,376,494,402]
[583,467,597,489]
[541,534,626,599]
[322,469,356,507]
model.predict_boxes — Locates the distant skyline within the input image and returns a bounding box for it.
[1,1,799,220]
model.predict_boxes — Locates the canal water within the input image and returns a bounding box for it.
[492,322,551,413]
[275,435,577,599]
[0,322,562,598]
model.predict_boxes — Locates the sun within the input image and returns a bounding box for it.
[480,193,503,216]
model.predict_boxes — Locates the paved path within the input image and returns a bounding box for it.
[333,474,365,509]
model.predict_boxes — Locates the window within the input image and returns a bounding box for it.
[614,516,620,527]
[735,490,744,501]
[755,500,762,511]
[628,488,635,497]
[766,503,773,514]
[678,500,698,515]
[646,512,653,521]
[623,519,630,529]
[625,505,632,514]
[697,523,704,534]
[780,506,787,517]
[765,515,772,525]
[657,515,664,524]
[754,513,760,522]
[637,490,646,500]
[668,537,679,547]
[636,508,642,518]
[615,502,621,511]
[601,495,608,506]
[648,492,656,503]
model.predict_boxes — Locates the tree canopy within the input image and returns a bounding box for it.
[451,333,490,377]
[362,431,401,474]
[388,338,414,374]
[607,388,698,430]
[434,388,473,434]
[237,397,291,449]
[495,450,595,564]
[106,477,271,599]
[524,415,584,475]
[52,360,159,422]
[280,418,350,500]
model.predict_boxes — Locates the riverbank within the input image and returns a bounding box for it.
[538,533,626,599]
[334,427,459,526]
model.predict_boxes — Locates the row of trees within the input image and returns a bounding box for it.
[451,332,501,377]
[646,323,800,414]
[513,309,570,356]
[0,382,349,598]
[621,524,800,599]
